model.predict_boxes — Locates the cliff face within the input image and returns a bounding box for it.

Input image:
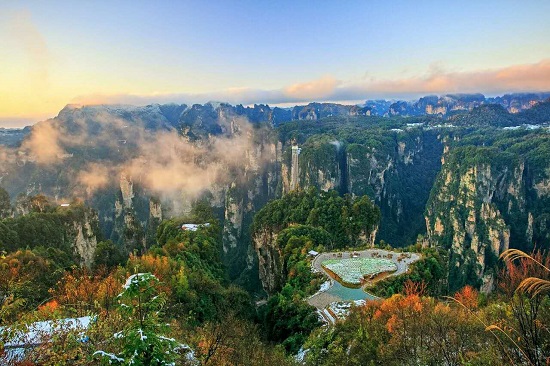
[111,174,146,253]
[0,202,101,268]
[72,210,99,267]
[279,129,443,246]
[2,99,549,294]
[349,130,444,245]
[388,93,549,117]
[221,136,281,285]
[488,93,550,113]
[425,133,550,292]
[290,103,372,121]
[253,228,284,294]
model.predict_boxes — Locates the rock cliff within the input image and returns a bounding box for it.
[425,131,550,292]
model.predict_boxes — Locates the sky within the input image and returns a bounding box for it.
[0,0,549,127]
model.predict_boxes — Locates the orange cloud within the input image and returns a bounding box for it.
[346,59,550,97]
[284,75,340,100]
[67,60,550,110]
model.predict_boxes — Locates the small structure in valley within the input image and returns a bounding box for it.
[308,250,319,257]
[290,145,301,191]
[181,223,210,232]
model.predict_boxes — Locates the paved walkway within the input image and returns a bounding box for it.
[307,249,421,322]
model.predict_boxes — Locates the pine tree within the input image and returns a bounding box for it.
[94,272,192,365]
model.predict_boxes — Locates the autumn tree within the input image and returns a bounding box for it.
[499,249,550,366]
[194,314,292,366]
[51,267,123,317]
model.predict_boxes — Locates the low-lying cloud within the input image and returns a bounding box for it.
[5,106,274,210]
[72,59,550,107]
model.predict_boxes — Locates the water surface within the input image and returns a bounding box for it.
[325,280,378,301]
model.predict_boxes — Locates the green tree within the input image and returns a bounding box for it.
[93,240,125,270]
[0,187,11,219]
[94,273,186,365]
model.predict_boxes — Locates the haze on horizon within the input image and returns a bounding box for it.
[0,0,549,127]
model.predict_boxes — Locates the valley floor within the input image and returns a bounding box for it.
[307,249,420,323]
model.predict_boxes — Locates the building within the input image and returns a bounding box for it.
[290,145,301,191]
[181,223,210,232]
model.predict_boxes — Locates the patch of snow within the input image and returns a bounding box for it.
[158,335,176,342]
[93,350,125,363]
[138,329,147,341]
[2,316,92,348]
[319,281,331,292]
[2,316,92,363]
[295,347,309,362]
[122,273,157,290]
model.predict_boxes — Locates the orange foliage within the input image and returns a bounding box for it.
[499,249,550,298]
[128,254,174,280]
[38,299,59,314]
[386,314,398,333]
[51,268,123,316]
[376,293,427,334]
[126,254,179,295]
[403,279,427,297]
[453,285,479,310]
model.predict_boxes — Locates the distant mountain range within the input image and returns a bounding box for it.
[1,93,549,144]
[383,92,550,117]
[0,90,549,293]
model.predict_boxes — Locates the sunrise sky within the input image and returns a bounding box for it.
[1,0,549,127]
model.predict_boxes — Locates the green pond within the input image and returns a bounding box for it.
[325,279,379,301]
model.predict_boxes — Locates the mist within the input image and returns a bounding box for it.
[0,105,275,212]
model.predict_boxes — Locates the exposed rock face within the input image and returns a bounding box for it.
[426,164,512,284]
[218,136,281,284]
[2,98,549,294]
[223,185,244,254]
[110,174,147,253]
[253,228,284,294]
[346,130,443,244]
[389,94,484,117]
[72,212,99,267]
[388,93,549,117]
[290,103,372,121]
[425,139,550,292]
[277,129,443,246]
[149,199,162,221]
[534,168,550,197]
[119,174,134,207]
[488,93,550,113]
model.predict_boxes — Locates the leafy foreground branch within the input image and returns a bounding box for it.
[94,272,195,366]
